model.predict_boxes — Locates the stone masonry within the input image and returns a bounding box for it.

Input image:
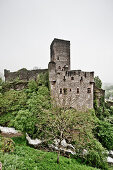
[4,68,47,82]
[48,38,94,111]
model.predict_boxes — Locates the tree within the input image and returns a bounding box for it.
[36,106,77,164]
[94,120,113,150]
[94,76,102,89]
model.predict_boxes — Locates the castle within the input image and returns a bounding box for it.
[4,38,105,111]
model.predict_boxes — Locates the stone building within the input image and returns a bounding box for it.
[48,38,95,111]
[4,38,105,110]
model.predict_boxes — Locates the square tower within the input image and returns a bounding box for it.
[50,38,70,71]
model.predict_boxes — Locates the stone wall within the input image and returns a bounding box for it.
[4,68,48,82]
[48,38,94,111]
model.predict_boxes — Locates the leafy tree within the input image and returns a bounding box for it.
[94,120,113,150]
[94,76,102,89]
[12,109,36,135]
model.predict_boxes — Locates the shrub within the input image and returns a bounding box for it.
[0,137,15,153]
[84,139,108,169]
[12,109,36,135]
[94,120,113,150]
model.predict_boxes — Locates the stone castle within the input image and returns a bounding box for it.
[4,38,105,111]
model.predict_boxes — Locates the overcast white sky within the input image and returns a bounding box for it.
[0,0,113,83]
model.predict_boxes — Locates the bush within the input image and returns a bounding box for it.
[11,109,36,135]
[0,137,15,153]
[85,150,108,169]
[84,139,108,169]
[94,120,113,150]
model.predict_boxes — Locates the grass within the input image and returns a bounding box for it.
[0,136,99,170]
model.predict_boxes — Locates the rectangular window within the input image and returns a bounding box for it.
[87,88,91,93]
[60,88,62,94]
[77,88,79,94]
[71,77,74,80]
[63,88,67,95]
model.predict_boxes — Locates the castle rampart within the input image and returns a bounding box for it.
[4,68,48,82]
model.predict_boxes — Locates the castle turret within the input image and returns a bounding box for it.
[50,38,70,71]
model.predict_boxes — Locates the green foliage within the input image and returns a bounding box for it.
[110,106,113,114]
[0,72,50,136]
[85,149,107,169]
[37,72,49,88]
[0,137,98,170]
[94,120,113,150]
[0,72,112,169]
[11,110,36,135]
[0,90,27,115]
[0,137,15,153]
[27,80,38,92]
[94,76,102,89]
[84,138,108,169]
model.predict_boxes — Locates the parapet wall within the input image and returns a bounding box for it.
[4,68,48,82]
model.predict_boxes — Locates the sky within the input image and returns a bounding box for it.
[0,0,113,83]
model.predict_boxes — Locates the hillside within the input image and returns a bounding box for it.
[0,136,99,170]
[0,73,113,169]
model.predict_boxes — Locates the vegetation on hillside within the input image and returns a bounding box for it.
[94,76,102,89]
[0,136,99,170]
[0,73,113,169]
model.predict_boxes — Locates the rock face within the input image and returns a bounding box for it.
[26,133,42,147]
[48,139,76,155]
[107,156,113,164]
[0,126,22,137]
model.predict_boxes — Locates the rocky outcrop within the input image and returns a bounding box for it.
[0,126,22,137]
[26,133,42,147]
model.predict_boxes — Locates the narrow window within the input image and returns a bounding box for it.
[57,56,59,60]
[87,88,91,93]
[80,77,83,81]
[60,88,62,94]
[63,76,66,81]
[70,89,71,92]
[77,88,79,94]
[63,88,67,95]
[71,77,74,80]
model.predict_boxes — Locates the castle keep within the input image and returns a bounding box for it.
[48,39,94,110]
[4,38,105,110]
